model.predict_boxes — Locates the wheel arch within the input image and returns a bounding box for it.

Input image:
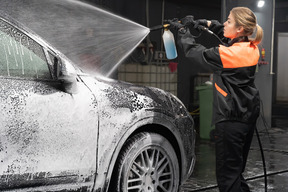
[104,119,184,192]
[133,124,183,171]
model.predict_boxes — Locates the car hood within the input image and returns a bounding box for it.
[90,76,176,115]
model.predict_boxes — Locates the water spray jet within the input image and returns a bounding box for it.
[1,0,151,78]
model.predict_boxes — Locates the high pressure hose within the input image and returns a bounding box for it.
[255,127,268,192]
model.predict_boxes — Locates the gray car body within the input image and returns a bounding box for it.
[0,9,195,192]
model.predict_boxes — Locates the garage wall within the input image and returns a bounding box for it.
[276,33,288,102]
[273,0,288,103]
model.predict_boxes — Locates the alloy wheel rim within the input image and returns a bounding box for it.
[125,146,174,192]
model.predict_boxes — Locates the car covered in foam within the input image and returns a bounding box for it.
[0,1,195,192]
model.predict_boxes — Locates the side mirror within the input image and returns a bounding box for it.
[54,57,78,94]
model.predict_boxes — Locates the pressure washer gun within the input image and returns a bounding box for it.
[149,16,216,59]
[150,16,213,35]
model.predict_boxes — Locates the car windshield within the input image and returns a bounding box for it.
[0,0,149,77]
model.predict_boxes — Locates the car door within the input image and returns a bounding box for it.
[0,19,98,190]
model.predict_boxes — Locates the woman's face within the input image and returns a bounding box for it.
[223,12,242,39]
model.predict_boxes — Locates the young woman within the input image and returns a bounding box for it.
[170,7,263,192]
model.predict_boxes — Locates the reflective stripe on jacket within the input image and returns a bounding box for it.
[177,20,260,124]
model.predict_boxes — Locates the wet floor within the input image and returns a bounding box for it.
[181,103,288,192]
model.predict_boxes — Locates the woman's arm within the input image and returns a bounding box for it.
[177,28,223,70]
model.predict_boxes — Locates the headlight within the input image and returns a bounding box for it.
[169,93,190,117]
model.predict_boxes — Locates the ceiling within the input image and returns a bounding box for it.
[165,0,221,8]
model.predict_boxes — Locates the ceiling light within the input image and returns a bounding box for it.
[258,0,265,7]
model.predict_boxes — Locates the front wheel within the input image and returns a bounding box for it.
[109,132,180,192]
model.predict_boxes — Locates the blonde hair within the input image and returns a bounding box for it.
[230,7,263,45]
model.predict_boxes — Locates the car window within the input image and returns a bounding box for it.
[0,19,51,79]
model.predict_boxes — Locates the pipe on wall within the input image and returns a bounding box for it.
[221,0,226,23]
[270,0,275,75]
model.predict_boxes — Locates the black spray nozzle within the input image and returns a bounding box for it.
[149,24,170,31]
[150,18,189,32]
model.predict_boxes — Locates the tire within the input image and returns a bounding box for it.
[109,132,180,192]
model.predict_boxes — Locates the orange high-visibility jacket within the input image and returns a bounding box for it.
[178,20,260,125]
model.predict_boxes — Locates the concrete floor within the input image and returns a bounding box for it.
[181,103,288,192]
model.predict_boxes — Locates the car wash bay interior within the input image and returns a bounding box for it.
[89,0,288,190]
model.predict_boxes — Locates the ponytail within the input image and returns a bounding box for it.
[250,24,263,45]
